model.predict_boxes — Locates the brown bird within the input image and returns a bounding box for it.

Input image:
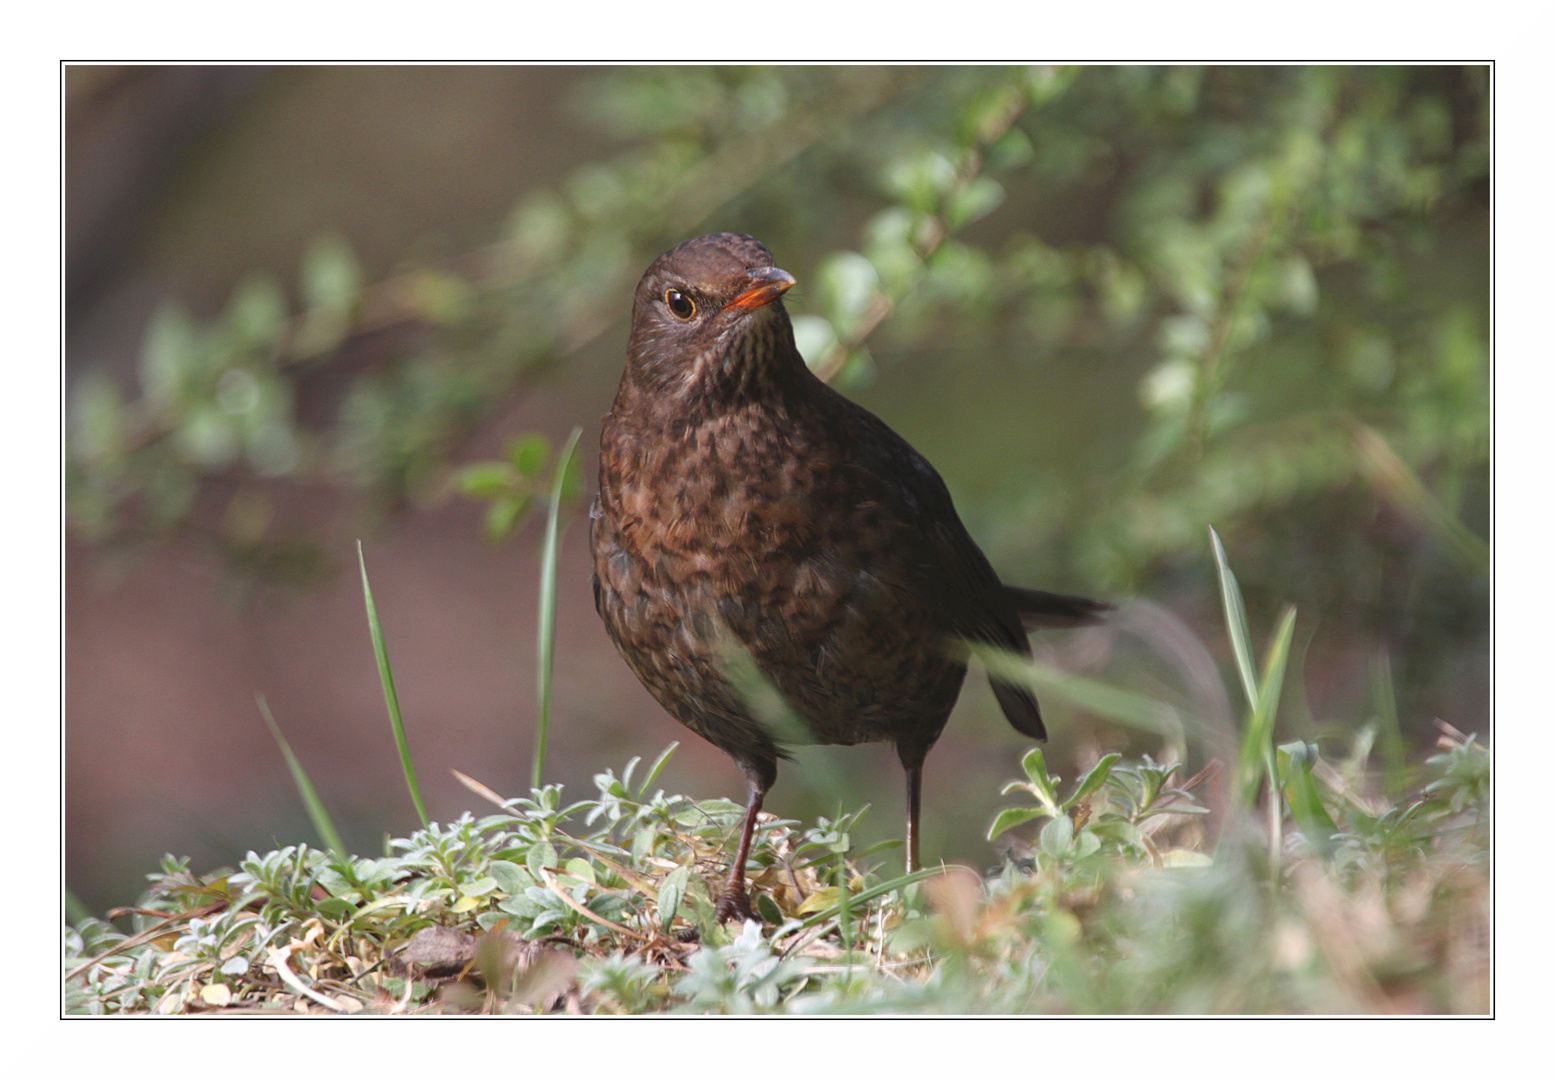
[591,233,1106,922]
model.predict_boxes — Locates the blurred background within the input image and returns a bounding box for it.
[65,65,1489,916]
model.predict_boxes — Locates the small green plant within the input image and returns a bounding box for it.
[990,749,1213,868]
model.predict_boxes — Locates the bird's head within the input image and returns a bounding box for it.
[624,233,802,402]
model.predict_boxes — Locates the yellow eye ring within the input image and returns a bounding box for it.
[664,289,696,320]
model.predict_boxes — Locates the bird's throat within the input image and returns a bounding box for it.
[627,309,808,417]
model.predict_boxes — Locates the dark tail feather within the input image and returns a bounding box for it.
[992,679,1046,741]
[1005,586,1112,631]
[988,586,1106,742]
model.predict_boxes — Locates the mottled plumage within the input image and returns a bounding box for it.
[590,233,1105,920]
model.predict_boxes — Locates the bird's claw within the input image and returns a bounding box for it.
[715,884,755,924]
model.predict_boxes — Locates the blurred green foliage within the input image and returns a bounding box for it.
[67,65,1488,728]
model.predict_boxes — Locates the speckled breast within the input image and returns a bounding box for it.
[590,406,966,756]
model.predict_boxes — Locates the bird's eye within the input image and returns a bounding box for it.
[664,289,696,320]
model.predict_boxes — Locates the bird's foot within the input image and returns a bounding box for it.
[715,882,755,924]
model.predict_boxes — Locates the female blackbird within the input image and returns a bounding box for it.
[591,233,1105,921]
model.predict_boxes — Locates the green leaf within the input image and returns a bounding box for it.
[754,891,785,926]
[657,864,691,930]
[1063,753,1122,809]
[498,892,543,920]
[564,858,597,885]
[483,495,531,543]
[1024,65,1078,106]
[1136,764,1169,809]
[883,149,957,214]
[504,191,572,263]
[488,861,534,896]
[358,542,427,827]
[215,368,261,416]
[631,828,655,863]
[988,806,1046,841]
[1019,747,1062,813]
[176,405,240,468]
[618,756,642,793]
[458,462,516,500]
[507,434,550,478]
[1210,526,1260,713]
[315,898,356,921]
[1040,815,1074,857]
[525,912,565,939]
[301,232,362,317]
[138,302,198,407]
[886,915,939,954]
[638,742,679,796]
[986,128,1035,170]
[817,251,884,339]
[959,82,1024,145]
[1278,741,1338,852]
[945,176,1005,231]
[460,876,500,898]
[526,841,559,875]
[1278,253,1319,315]
[225,274,288,351]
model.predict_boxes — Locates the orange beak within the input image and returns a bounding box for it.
[724,266,796,314]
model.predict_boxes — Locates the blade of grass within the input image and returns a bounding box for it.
[358,541,427,827]
[533,425,583,790]
[1244,606,1298,779]
[1372,647,1406,799]
[1244,605,1297,864]
[836,847,853,956]
[971,643,1192,749]
[1210,526,1260,713]
[258,694,347,857]
[1350,421,1489,576]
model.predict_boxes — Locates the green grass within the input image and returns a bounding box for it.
[62,537,1488,1015]
[533,426,583,789]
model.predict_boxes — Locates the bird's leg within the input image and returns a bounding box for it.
[715,784,766,923]
[897,741,930,875]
